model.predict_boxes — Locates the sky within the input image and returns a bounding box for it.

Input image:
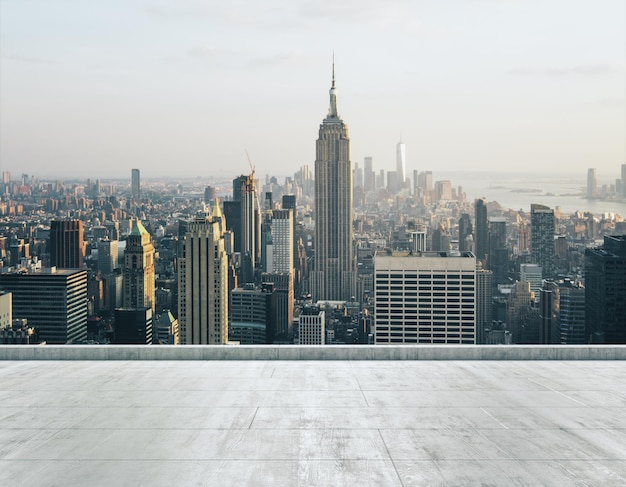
[1,0,625,181]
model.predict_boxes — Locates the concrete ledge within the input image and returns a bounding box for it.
[1,345,626,360]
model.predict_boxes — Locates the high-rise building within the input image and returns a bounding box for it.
[364,157,375,192]
[122,220,155,311]
[233,174,259,284]
[266,209,293,274]
[262,272,294,338]
[311,62,355,302]
[586,168,597,198]
[97,238,118,275]
[49,220,84,269]
[488,217,508,286]
[131,168,140,200]
[178,212,228,345]
[229,283,276,344]
[0,268,87,344]
[458,214,472,252]
[558,280,586,344]
[474,198,488,262]
[530,203,555,278]
[520,263,543,296]
[374,251,476,344]
[476,268,493,344]
[396,140,406,191]
[585,235,626,343]
[114,308,153,344]
[621,164,626,197]
[297,305,325,345]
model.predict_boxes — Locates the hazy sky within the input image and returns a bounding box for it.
[1,0,624,180]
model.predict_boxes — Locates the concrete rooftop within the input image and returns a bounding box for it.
[1,353,626,486]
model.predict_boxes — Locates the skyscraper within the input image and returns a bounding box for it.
[488,217,508,286]
[311,62,355,302]
[49,220,84,269]
[0,268,87,344]
[586,168,597,198]
[458,213,472,252]
[530,203,555,278]
[396,140,406,191]
[122,220,155,311]
[474,198,488,262]
[131,168,140,200]
[178,211,228,345]
[233,174,259,284]
[585,235,626,343]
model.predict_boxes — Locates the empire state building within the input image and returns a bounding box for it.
[311,64,356,302]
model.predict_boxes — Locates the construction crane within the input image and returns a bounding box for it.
[244,149,262,212]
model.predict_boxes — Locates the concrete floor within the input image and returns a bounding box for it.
[1,360,625,486]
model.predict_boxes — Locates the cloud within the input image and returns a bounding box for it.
[509,63,625,76]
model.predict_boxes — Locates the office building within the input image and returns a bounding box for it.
[476,268,493,344]
[233,174,260,284]
[297,306,325,345]
[530,204,555,278]
[114,308,153,344]
[122,220,155,312]
[310,62,355,302]
[0,268,87,344]
[229,283,276,344]
[178,212,228,345]
[131,168,140,200]
[488,217,508,286]
[49,220,84,269]
[266,209,293,274]
[458,213,472,252]
[262,272,294,338]
[586,168,597,198]
[97,238,118,275]
[474,198,488,262]
[396,141,406,191]
[374,251,476,344]
[364,156,375,192]
[585,235,626,343]
[520,263,543,297]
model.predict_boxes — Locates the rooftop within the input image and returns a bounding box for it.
[1,346,625,486]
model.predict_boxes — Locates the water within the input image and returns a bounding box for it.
[436,171,625,216]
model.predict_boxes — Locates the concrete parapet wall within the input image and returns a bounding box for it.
[1,345,626,360]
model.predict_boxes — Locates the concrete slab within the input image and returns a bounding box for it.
[1,360,625,486]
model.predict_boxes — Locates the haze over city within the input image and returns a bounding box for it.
[1,0,624,179]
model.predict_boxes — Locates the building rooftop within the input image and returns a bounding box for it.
[1,345,625,486]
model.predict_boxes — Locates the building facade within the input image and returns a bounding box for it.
[49,220,84,269]
[0,268,87,344]
[530,203,555,278]
[585,235,626,343]
[178,213,228,345]
[374,251,477,344]
[311,63,355,302]
[122,220,155,311]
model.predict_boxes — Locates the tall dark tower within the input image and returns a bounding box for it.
[530,203,555,278]
[311,61,355,302]
[458,213,472,252]
[585,235,626,343]
[474,198,488,262]
[49,220,85,269]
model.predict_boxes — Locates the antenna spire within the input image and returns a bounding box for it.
[328,52,338,117]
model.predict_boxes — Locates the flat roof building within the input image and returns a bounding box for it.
[374,251,476,344]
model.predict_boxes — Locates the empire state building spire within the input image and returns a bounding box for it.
[328,56,338,118]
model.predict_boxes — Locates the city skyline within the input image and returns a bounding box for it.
[1,1,624,178]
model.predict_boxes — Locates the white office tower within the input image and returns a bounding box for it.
[267,209,293,274]
[374,251,477,344]
[396,140,406,191]
[297,306,325,345]
[178,211,228,345]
